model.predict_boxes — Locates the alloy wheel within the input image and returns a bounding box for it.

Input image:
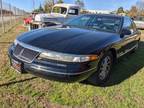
[98,56,112,80]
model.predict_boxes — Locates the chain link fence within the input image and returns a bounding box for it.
[0,0,27,35]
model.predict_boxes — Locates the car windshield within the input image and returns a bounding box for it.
[65,15,122,33]
[52,6,67,15]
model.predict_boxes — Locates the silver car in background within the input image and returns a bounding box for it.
[134,16,144,29]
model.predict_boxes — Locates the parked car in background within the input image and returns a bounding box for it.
[9,14,141,85]
[134,16,144,29]
[29,3,80,30]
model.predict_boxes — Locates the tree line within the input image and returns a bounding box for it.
[116,0,144,18]
[33,0,144,18]
[33,0,84,13]
[117,6,144,18]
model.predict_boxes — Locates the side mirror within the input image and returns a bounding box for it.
[120,28,131,38]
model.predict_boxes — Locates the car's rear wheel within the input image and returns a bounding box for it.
[87,51,113,85]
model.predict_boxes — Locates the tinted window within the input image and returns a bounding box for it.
[65,15,122,33]
[68,8,79,15]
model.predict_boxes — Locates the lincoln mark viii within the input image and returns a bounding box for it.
[8,14,141,84]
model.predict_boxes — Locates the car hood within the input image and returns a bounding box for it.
[17,28,119,55]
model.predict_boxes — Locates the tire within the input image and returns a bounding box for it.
[87,51,113,85]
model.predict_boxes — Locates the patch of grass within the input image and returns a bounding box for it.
[0,24,144,108]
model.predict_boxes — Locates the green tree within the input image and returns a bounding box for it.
[57,0,64,4]
[44,0,55,13]
[75,0,84,9]
[33,4,44,13]
[39,4,44,12]
[117,7,125,14]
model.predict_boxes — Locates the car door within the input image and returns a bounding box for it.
[120,17,139,55]
[130,19,140,46]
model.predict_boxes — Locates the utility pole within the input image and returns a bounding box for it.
[32,0,35,10]
[52,0,55,5]
[0,0,5,32]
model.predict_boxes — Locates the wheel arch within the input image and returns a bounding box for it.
[109,48,117,62]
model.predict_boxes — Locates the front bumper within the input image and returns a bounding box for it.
[8,46,99,83]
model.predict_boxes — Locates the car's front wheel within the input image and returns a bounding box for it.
[87,51,113,85]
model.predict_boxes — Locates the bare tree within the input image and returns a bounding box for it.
[128,6,138,18]
[136,0,144,16]
[136,0,144,11]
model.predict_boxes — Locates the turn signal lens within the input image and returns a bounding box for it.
[89,55,99,61]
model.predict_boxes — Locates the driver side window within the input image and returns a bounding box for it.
[123,17,134,35]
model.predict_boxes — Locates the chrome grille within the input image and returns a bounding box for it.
[13,44,23,56]
[13,44,39,63]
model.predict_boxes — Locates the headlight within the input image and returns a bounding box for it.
[38,52,98,63]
